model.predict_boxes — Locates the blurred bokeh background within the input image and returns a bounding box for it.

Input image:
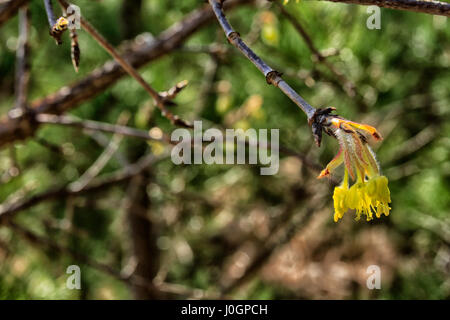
[0,0,449,299]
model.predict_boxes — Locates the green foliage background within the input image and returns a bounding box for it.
[0,0,449,299]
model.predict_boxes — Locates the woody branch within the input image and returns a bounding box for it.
[57,0,191,127]
[0,0,29,27]
[208,0,317,121]
[0,0,253,148]
[317,0,450,17]
[208,0,338,146]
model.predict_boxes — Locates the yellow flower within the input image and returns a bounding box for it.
[54,17,68,32]
[318,116,391,222]
[333,183,349,222]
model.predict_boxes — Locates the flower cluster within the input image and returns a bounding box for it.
[50,17,69,45]
[318,117,391,222]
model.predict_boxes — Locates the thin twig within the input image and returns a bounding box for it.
[1,119,325,221]
[316,0,450,17]
[68,112,131,193]
[273,0,361,102]
[35,114,170,143]
[83,129,130,167]
[208,0,317,120]
[0,0,254,148]
[57,0,191,128]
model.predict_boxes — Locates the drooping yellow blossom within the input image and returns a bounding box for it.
[318,116,391,222]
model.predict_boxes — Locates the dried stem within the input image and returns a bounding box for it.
[35,114,170,143]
